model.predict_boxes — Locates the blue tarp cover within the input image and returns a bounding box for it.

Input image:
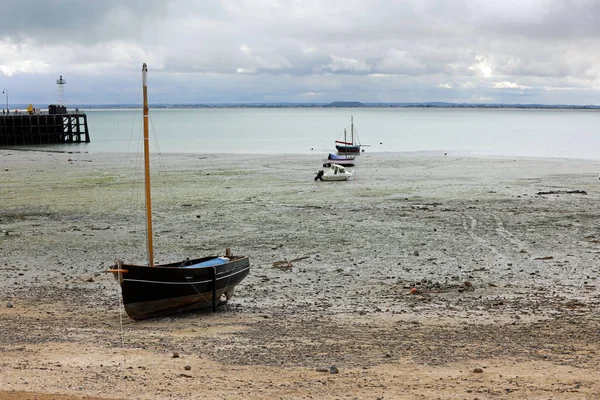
[182,257,230,268]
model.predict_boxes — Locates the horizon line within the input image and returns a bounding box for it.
[6,101,600,109]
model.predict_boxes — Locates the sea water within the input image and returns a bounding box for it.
[33,107,600,160]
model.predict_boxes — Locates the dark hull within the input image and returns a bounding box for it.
[116,256,250,320]
[335,145,361,153]
[326,157,355,167]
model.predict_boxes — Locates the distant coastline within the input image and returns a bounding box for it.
[8,101,600,110]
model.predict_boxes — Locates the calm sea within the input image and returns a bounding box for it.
[41,108,600,160]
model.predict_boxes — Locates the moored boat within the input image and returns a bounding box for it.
[335,115,362,154]
[324,152,356,167]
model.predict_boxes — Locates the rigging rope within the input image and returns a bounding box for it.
[114,267,128,369]
[145,110,228,307]
[123,85,146,263]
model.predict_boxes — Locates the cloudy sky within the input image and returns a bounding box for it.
[1,0,599,105]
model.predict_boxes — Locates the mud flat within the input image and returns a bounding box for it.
[1,149,599,399]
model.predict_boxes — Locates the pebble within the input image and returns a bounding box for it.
[473,367,484,373]
[7,301,13,308]
[329,365,339,374]
[184,365,191,371]
[172,352,180,358]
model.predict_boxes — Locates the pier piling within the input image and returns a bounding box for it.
[0,110,90,146]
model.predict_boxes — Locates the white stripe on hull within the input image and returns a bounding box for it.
[123,265,250,285]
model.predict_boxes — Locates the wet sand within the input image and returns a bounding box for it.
[1,149,599,399]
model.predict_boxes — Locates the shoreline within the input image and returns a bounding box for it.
[3,146,600,163]
[6,104,600,110]
[1,149,599,398]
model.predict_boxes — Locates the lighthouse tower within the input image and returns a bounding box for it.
[56,75,66,105]
[48,75,67,115]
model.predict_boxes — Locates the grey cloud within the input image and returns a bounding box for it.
[1,0,172,44]
[1,0,600,104]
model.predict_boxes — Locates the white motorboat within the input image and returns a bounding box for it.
[314,163,354,181]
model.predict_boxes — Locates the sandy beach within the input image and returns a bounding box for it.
[1,149,599,399]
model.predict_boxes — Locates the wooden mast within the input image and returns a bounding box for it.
[142,63,154,266]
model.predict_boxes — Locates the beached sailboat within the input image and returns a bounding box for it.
[335,115,362,154]
[108,64,250,320]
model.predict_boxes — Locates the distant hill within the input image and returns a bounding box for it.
[10,102,600,110]
[328,101,365,107]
